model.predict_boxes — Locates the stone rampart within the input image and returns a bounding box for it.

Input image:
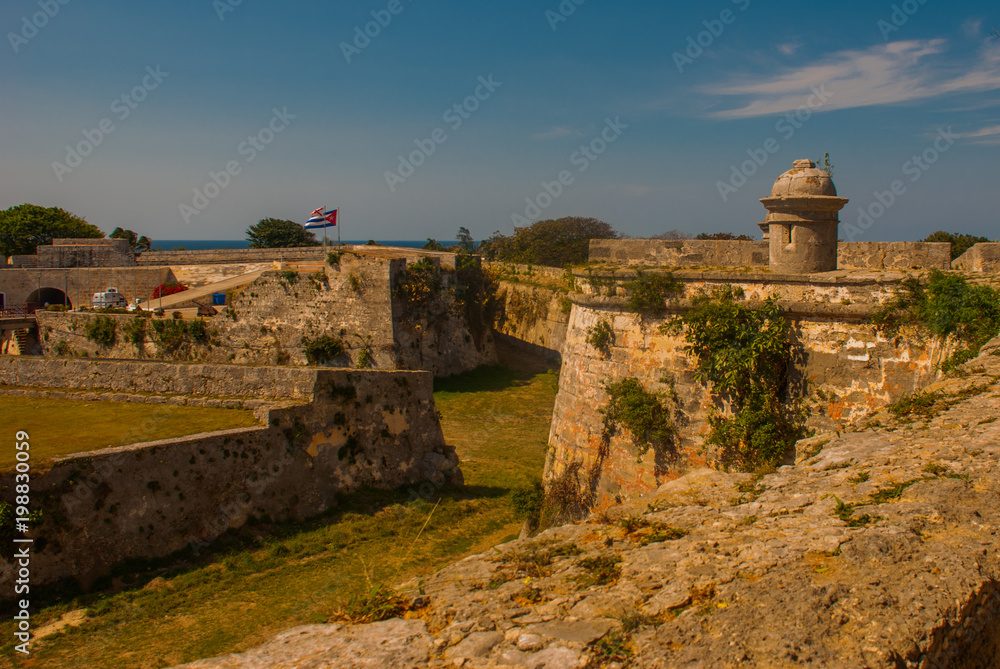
[34,255,496,376]
[0,367,458,591]
[953,242,1000,273]
[489,263,573,359]
[547,271,955,507]
[589,239,954,272]
[0,356,319,400]
[138,247,328,266]
[137,245,461,268]
[36,238,135,268]
[589,239,769,268]
[837,242,951,270]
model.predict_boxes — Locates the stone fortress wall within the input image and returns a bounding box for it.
[546,272,956,507]
[32,252,495,377]
[589,239,952,272]
[540,159,994,507]
[0,361,459,591]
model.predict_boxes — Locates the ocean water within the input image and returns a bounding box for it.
[152,240,458,251]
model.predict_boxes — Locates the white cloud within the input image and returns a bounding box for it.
[703,40,1000,119]
[530,126,574,141]
[964,124,1000,144]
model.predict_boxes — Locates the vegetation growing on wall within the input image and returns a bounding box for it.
[393,259,442,313]
[122,316,147,353]
[302,333,346,365]
[871,270,1000,371]
[666,286,806,471]
[600,377,678,463]
[623,270,682,314]
[85,316,117,347]
[586,319,614,357]
[453,254,499,351]
[150,318,212,357]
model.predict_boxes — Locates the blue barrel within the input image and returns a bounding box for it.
[213,293,226,305]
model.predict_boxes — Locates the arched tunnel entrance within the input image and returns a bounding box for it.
[26,288,72,309]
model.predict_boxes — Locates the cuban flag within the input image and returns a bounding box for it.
[305,207,338,229]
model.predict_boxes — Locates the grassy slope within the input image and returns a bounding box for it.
[0,397,259,468]
[0,355,558,668]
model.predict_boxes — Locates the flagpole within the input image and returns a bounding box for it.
[338,207,342,247]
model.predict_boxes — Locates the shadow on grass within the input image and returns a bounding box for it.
[2,482,509,614]
[434,359,558,395]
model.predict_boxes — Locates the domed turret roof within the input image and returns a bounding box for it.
[768,159,838,198]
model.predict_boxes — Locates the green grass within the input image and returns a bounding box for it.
[0,397,259,468]
[0,352,559,668]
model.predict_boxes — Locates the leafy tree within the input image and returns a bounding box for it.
[110,227,152,253]
[695,232,755,241]
[479,217,619,267]
[422,238,446,251]
[456,226,475,253]
[0,204,103,258]
[245,218,319,248]
[921,231,993,260]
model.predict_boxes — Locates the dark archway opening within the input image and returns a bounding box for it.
[26,288,72,309]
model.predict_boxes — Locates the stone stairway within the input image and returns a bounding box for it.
[12,329,30,355]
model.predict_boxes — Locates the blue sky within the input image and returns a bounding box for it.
[1,0,998,243]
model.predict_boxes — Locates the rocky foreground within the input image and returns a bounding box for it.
[176,344,1000,669]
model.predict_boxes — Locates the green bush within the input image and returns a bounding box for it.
[670,286,805,471]
[510,481,545,529]
[150,318,213,357]
[479,217,619,268]
[85,316,117,347]
[302,333,345,365]
[586,320,614,357]
[600,377,677,462]
[122,317,146,350]
[871,270,1000,371]
[623,270,682,313]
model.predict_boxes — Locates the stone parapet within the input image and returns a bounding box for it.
[0,356,320,400]
[0,367,457,591]
[589,239,769,268]
[838,242,951,271]
[953,243,1000,273]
